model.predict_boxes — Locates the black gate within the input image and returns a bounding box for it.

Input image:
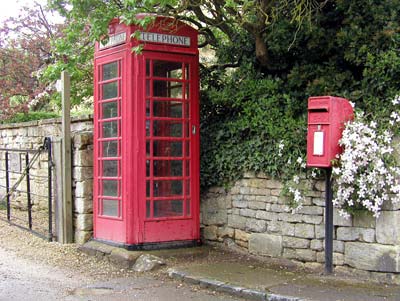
[0,138,54,241]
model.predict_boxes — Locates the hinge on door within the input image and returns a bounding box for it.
[192,125,197,135]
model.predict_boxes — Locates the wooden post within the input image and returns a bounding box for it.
[60,71,74,243]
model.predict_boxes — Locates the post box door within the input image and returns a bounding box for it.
[141,52,199,243]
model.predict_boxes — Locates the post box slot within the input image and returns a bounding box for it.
[309,108,328,113]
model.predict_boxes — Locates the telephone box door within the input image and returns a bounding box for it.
[141,52,200,243]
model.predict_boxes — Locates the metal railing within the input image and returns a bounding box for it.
[0,137,54,241]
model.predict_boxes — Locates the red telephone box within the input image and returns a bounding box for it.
[93,16,200,249]
[306,96,354,167]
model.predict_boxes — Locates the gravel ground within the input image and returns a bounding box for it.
[0,217,136,280]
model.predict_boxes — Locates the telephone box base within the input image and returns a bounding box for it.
[92,238,202,251]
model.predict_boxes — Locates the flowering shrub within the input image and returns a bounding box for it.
[285,96,400,218]
[332,98,400,218]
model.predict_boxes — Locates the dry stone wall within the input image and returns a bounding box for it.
[0,116,94,244]
[201,171,400,281]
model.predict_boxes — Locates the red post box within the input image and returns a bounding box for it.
[306,96,353,168]
[93,16,200,249]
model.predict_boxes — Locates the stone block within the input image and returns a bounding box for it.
[203,225,218,240]
[217,227,234,239]
[298,206,323,215]
[235,229,250,241]
[227,214,247,230]
[352,211,376,228]
[376,211,400,245]
[255,211,278,221]
[336,227,375,243]
[302,215,323,225]
[283,248,316,262]
[73,132,93,150]
[249,233,282,257]
[270,189,281,196]
[381,201,400,211]
[232,199,248,208]
[315,225,325,239]
[266,179,283,189]
[332,208,352,226]
[270,204,288,213]
[74,197,93,214]
[312,198,325,207]
[248,201,266,210]
[74,230,92,244]
[239,208,256,218]
[74,213,93,231]
[345,242,400,272]
[75,180,93,199]
[310,239,323,251]
[333,240,345,253]
[294,224,315,239]
[73,149,93,167]
[201,209,227,226]
[282,237,310,249]
[246,219,267,232]
[73,166,93,182]
[281,222,295,236]
[279,213,303,223]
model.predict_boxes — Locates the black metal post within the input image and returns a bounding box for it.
[45,137,53,241]
[26,152,32,230]
[5,151,10,221]
[325,167,333,274]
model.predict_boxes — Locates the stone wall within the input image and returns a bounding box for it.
[0,116,94,244]
[201,172,400,281]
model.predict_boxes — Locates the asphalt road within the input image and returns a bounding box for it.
[0,246,242,301]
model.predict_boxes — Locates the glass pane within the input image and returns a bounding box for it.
[185,83,190,99]
[170,84,183,98]
[186,199,190,216]
[153,180,183,197]
[146,120,150,137]
[185,64,189,80]
[146,60,150,77]
[102,101,118,119]
[153,101,182,118]
[154,160,182,177]
[185,141,190,156]
[102,120,118,138]
[185,103,190,118]
[186,180,190,196]
[146,100,150,117]
[154,61,182,78]
[154,200,183,217]
[153,120,182,137]
[103,62,118,80]
[102,81,118,100]
[146,160,150,177]
[154,141,182,157]
[146,200,151,218]
[146,80,150,97]
[102,199,119,217]
[185,160,190,177]
[153,81,183,98]
[102,160,118,177]
[102,140,119,157]
[146,141,150,156]
[102,180,118,196]
[146,180,150,197]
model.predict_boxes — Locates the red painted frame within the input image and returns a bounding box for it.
[93,16,200,248]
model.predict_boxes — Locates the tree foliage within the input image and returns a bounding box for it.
[47,0,400,189]
[0,3,64,119]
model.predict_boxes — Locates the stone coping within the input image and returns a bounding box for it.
[0,114,93,130]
